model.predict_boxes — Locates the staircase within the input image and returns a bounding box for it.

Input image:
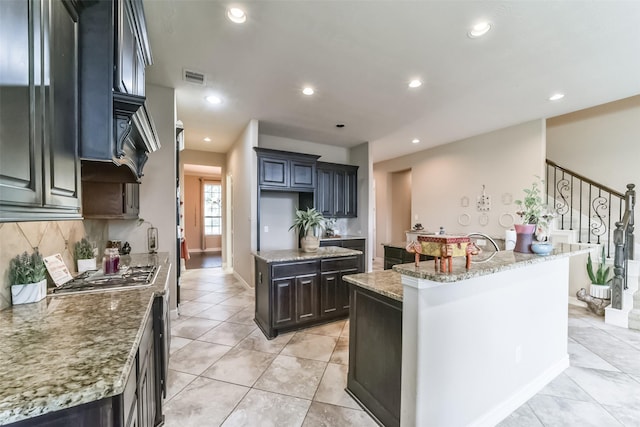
[545,160,637,329]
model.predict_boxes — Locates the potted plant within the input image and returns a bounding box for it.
[514,176,553,253]
[74,238,96,273]
[587,246,611,299]
[8,250,48,305]
[289,207,325,252]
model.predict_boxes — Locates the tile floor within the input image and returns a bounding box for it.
[166,266,640,426]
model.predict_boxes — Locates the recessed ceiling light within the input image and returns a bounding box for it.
[468,22,491,38]
[203,137,212,142]
[302,87,314,96]
[205,95,222,104]
[408,79,422,88]
[412,138,420,144]
[227,7,246,24]
[549,93,565,101]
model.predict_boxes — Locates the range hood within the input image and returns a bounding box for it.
[80,92,159,183]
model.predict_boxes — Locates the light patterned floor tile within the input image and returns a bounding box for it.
[164,377,248,427]
[201,347,276,387]
[313,363,360,409]
[254,355,326,400]
[281,333,338,362]
[222,388,311,427]
[165,369,197,401]
[171,317,221,340]
[236,329,294,354]
[302,402,377,427]
[168,340,232,375]
[198,322,257,346]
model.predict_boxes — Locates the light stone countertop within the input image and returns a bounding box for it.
[0,253,171,425]
[393,243,593,283]
[319,235,365,241]
[253,246,362,263]
[343,270,403,302]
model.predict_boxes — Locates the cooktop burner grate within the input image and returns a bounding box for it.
[53,265,159,294]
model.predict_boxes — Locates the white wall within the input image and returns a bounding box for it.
[375,120,546,249]
[259,134,350,164]
[227,120,258,287]
[347,142,373,271]
[259,192,298,251]
[547,95,640,258]
[107,84,178,307]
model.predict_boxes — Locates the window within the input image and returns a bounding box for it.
[203,182,222,235]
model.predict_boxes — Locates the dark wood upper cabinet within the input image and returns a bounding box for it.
[254,147,320,191]
[78,0,158,183]
[316,162,359,218]
[0,0,81,222]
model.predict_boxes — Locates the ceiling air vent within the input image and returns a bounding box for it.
[183,69,206,85]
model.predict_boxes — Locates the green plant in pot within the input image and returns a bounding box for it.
[514,176,551,253]
[74,238,96,273]
[587,246,611,299]
[8,250,48,305]
[289,207,325,253]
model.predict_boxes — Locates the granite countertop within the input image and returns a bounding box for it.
[343,270,403,302]
[393,243,593,283]
[253,246,362,263]
[0,253,171,425]
[382,241,409,249]
[319,235,365,241]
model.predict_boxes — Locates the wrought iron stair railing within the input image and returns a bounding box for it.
[545,159,635,310]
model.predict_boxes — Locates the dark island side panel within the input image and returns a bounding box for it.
[347,284,402,427]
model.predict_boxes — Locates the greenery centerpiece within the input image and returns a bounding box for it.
[514,176,554,252]
[73,238,96,273]
[587,246,612,299]
[8,250,48,305]
[289,207,325,253]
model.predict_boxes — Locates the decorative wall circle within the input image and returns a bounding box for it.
[457,213,471,226]
[478,213,489,227]
[499,213,515,228]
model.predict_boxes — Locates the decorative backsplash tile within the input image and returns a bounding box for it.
[0,220,108,310]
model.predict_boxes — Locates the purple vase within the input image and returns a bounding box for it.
[514,224,536,253]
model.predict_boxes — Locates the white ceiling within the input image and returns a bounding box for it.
[144,1,640,163]
[183,164,222,177]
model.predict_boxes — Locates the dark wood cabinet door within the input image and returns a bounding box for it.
[316,168,333,216]
[342,239,365,272]
[290,160,315,188]
[345,168,358,217]
[339,268,358,312]
[295,274,319,323]
[259,157,289,188]
[333,169,347,216]
[320,272,339,316]
[0,0,43,211]
[117,0,136,94]
[44,0,80,211]
[273,278,296,327]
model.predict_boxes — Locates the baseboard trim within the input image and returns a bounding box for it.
[233,271,253,289]
[470,356,569,427]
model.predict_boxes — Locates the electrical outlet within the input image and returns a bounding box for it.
[476,239,486,247]
[264,226,269,233]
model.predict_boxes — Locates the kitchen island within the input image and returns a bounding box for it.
[253,246,363,338]
[0,253,171,427]
[343,243,592,427]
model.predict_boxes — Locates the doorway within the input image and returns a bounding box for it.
[183,164,223,269]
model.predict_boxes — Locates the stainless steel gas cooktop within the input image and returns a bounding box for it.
[52,265,159,295]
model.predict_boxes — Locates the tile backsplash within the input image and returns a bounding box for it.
[0,220,108,310]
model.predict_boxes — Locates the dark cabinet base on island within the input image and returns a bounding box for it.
[346,284,402,427]
[253,249,363,339]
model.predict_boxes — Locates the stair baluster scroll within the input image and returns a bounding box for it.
[546,160,635,310]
